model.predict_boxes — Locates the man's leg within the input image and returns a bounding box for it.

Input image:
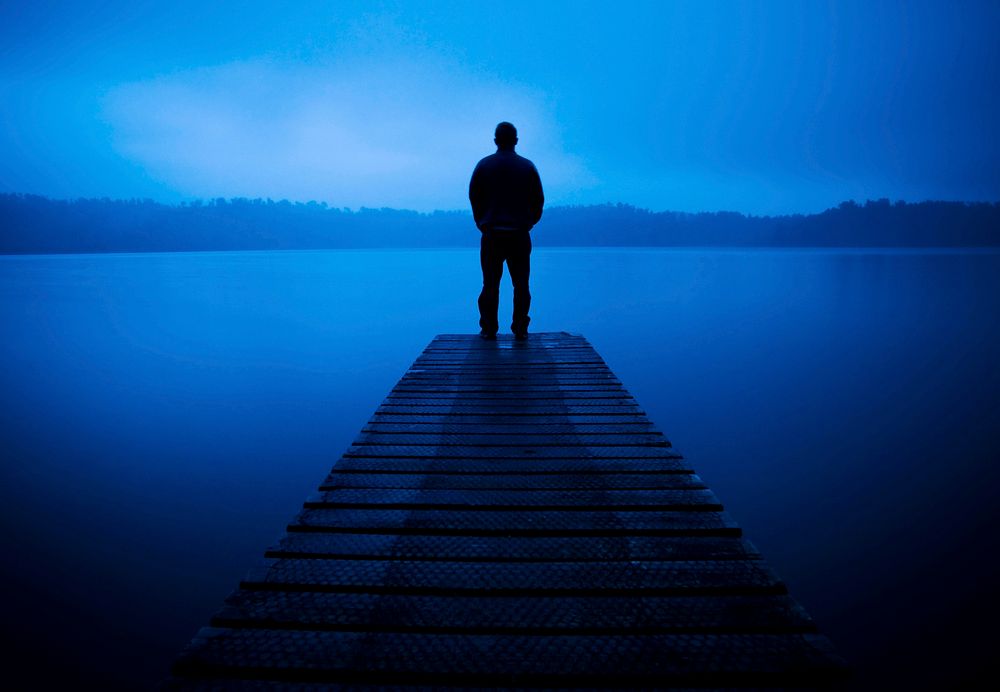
[507,231,532,334]
[478,232,504,334]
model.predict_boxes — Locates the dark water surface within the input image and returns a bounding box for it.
[2,248,998,689]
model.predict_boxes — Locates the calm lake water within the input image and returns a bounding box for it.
[1,247,998,689]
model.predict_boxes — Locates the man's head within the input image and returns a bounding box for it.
[494,121,518,151]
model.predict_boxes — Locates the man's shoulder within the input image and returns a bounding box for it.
[473,151,538,174]
[511,152,539,174]
[472,153,498,176]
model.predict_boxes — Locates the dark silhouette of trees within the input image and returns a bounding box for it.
[1,193,997,253]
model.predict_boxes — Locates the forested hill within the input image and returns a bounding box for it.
[1,194,998,253]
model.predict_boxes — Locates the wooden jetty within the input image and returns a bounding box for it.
[172,332,846,689]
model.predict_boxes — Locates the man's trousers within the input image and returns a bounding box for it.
[478,230,531,334]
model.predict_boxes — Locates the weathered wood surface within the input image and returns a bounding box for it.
[172,332,846,689]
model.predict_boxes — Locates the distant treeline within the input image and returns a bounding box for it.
[1,193,998,253]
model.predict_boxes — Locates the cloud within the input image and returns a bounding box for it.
[100,51,594,210]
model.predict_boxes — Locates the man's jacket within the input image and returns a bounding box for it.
[469,150,544,232]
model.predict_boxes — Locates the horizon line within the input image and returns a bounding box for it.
[3,191,999,220]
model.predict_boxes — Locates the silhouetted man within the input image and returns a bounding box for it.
[469,122,544,340]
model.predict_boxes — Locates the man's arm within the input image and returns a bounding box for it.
[529,163,544,227]
[469,162,487,230]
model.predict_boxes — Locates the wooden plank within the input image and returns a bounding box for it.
[320,471,706,490]
[330,458,693,474]
[418,345,602,352]
[402,372,617,378]
[387,394,634,403]
[379,401,638,410]
[240,558,782,594]
[344,445,679,459]
[214,591,814,634]
[419,353,602,360]
[267,534,757,561]
[427,336,589,342]
[304,488,721,510]
[404,370,619,377]
[424,344,594,351]
[398,380,623,386]
[390,384,631,399]
[413,361,608,368]
[408,362,613,369]
[362,422,661,433]
[394,382,625,388]
[367,414,656,425]
[409,364,607,370]
[434,333,583,337]
[168,680,811,692]
[353,433,669,446]
[431,333,583,340]
[290,508,739,536]
[385,392,634,400]
[174,629,845,685]
[376,405,645,415]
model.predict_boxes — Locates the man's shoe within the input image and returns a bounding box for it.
[479,329,497,340]
[513,330,528,341]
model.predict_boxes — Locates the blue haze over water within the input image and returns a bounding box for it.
[1,247,998,689]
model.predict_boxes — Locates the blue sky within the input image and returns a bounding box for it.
[1,0,998,214]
